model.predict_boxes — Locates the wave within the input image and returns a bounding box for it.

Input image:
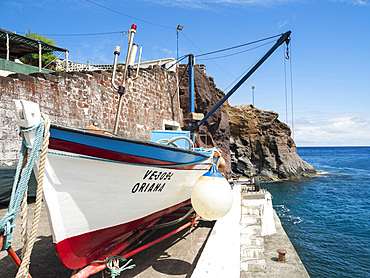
[273,205,302,224]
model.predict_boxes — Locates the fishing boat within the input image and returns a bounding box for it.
[12,102,214,269]
[2,24,220,272]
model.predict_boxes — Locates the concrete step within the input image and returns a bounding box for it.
[240,235,264,247]
[240,224,262,236]
[240,215,261,226]
[240,247,264,260]
[241,205,262,216]
[240,259,267,272]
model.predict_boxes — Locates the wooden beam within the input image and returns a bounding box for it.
[6,33,9,60]
[38,43,42,72]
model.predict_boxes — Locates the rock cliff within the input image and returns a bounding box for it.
[178,64,316,180]
[225,104,316,180]
[178,65,232,174]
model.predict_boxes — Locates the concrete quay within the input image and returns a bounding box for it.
[0,184,309,277]
[239,190,310,278]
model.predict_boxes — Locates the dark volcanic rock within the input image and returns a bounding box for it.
[178,65,231,173]
[178,64,315,181]
[225,104,316,180]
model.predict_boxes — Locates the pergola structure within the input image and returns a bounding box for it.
[0,29,69,72]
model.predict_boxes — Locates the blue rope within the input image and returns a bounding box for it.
[0,119,45,251]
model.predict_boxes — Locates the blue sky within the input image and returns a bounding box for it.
[2,0,369,146]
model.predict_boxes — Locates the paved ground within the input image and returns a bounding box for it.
[0,202,214,278]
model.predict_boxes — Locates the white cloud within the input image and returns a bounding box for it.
[143,0,369,8]
[277,20,290,30]
[143,0,299,8]
[294,113,370,146]
[329,0,369,6]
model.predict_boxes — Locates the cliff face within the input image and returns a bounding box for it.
[225,104,316,180]
[178,65,231,173]
[178,65,315,180]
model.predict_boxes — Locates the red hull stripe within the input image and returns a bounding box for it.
[54,199,191,269]
[49,138,178,166]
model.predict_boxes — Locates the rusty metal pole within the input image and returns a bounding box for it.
[6,246,33,278]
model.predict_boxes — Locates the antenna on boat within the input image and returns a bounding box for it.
[113,24,138,134]
[133,45,142,79]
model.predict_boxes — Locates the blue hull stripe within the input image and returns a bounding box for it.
[50,126,209,165]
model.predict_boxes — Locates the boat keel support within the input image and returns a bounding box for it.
[72,214,201,278]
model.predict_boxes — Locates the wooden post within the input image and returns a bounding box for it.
[38,43,42,72]
[6,33,9,60]
[65,51,69,72]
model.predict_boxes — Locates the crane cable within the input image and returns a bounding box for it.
[284,39,295,139]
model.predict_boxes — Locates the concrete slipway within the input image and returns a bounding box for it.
[0,184,309,277]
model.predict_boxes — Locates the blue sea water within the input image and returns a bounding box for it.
[263,147,370,278]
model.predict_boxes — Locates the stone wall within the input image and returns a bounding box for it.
[0,66,180,166]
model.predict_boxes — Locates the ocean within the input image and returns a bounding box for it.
[263,147,370,278]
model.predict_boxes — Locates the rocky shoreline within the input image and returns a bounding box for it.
[178,65,316,181]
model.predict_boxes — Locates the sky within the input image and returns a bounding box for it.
[1,0,370,146]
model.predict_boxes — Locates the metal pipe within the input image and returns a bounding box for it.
[113,24,137,134]
[72,214,200,278]
[7,246,33,278]
[123,215,201,259]
[195,31,291,130]
[71,218,161,278]
[127,43,138,78]
[252,86,255,106]
[188,54,195,134]
[111,46,121,90]
[135,45,142,78]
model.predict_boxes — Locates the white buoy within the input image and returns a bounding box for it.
[191,162,233,220]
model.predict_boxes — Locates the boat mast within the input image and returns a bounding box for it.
[194,30,291,131]
[113,24,137,134]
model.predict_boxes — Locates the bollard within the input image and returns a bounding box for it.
[277,249,287,263]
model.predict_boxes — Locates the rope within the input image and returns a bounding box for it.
[141,208,195,231]
[156,136,194,150]
[0,118,45,252]
[105,256,135,278]
[19,148,30,259]
[289,41,295,139]
[16,113,50,278]
[20,186,28,259]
